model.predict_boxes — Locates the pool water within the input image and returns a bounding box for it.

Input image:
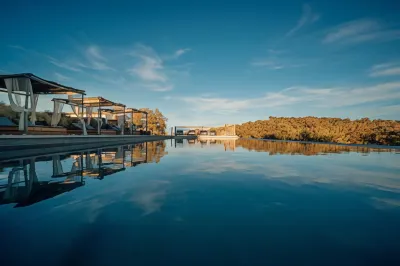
[1,139,399,266]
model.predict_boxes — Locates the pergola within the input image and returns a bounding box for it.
[102,107,148,134]
[0,73,85,133]
[69,96,125,135]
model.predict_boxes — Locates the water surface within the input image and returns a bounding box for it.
[1,139,399,266]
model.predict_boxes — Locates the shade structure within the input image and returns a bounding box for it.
[69,96,125,108]
[0,73,85,133]
[68,96,125,135]
[0,73,85,95]
[102,107,148,134]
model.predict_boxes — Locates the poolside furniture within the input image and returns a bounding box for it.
[199,130,208,135]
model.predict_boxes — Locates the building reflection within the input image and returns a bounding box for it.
[0,158,84,208]
[0,141,167,208]
[174,138,184,148]
[175,139,236,151]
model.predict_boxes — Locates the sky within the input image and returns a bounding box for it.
[1,0,400,128]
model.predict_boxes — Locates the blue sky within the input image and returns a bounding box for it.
[1,0,400,127]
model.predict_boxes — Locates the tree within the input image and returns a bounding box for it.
[132,108,168,135]
[216,117,400,145]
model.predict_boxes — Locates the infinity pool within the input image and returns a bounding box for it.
[1,139,399,266]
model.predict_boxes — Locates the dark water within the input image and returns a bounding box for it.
[1,139,399,266]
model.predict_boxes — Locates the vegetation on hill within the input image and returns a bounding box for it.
[217,116,400,146]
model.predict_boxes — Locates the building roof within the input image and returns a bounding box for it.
[101,107,148,114]
[0,73,85,95]
[69,96,125,108]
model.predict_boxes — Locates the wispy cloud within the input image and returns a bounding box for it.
[54,72,71,81]
[128,44,167,82]
[143,84,174,92]
[80,45,114,71]
[251,49,306,70]
[268,49,285,55]
[370,63,400,77]
[174,48,191,58]
[251,59,305,70]
[323,19,400,44]
[177,81,400,113]
[10,44,85,73]
[48,57,82,72]
[127,43,178,92]
[161,48,191,61]
[86,45,106,61]
[286,4,320,37]
[251,60,276,67]
[19,44,114,72]
[251,60,285,69]
[180,93,300,114]
[9,45,28,52]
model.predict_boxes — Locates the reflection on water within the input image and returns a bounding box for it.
[0,141,167,208]
[0,139,399,266]
[186,138,398,155]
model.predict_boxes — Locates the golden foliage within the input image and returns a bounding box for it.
[233,117,400,145]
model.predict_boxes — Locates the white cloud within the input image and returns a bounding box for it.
[323,19,400,44]
[370,63,400,77]
[54,72,70,81]
[177,81,400,113]
[286,4,320,37]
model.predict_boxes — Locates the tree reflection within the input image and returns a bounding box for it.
[236,139,394,155]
